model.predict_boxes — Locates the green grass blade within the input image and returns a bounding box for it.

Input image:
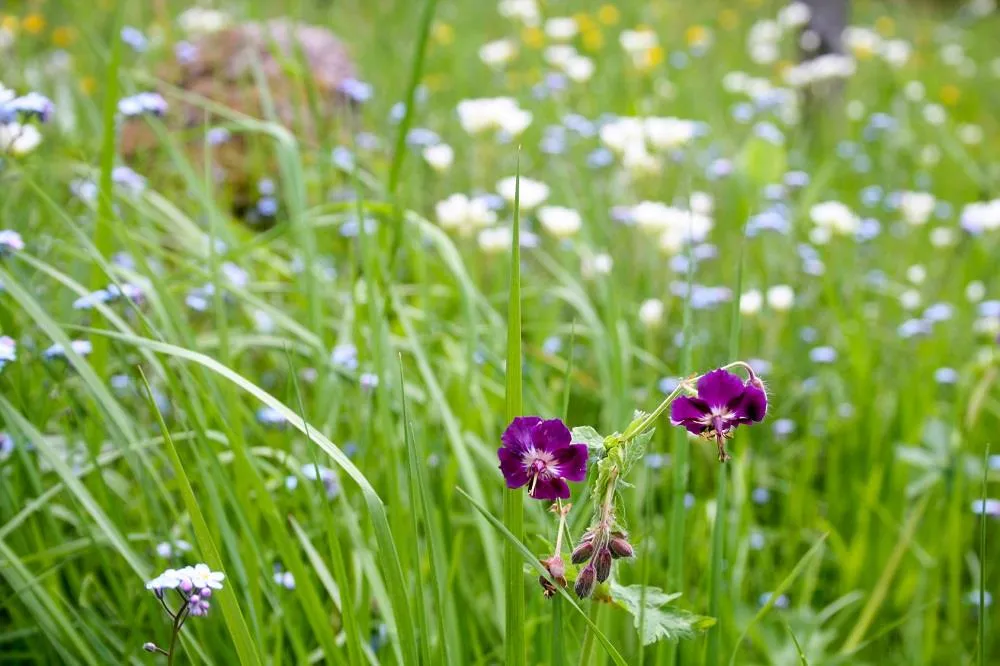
[137,369,262,666]
[979,443,990,666]
[729,534,828,666]
[503,151,526,666]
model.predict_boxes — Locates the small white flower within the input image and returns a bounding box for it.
[177,8,230,35]
[496,177,549,210]
[0,122,42,155]
[644,117,698,150]
[498,0,540,26]
[750,42,779,66]
[846,100,865,121]
[919,145,940,167]
[881,39,911,68]
[906,264,926,285]
[844,26,882,57]
[930,227,956,248]
[810,201,860,235]
[904,80,925,102]
[187,563,225,590]
[145,569,185,591]
[899,191,935,226]
[581,252,613,278]
[545,17,578,41]
[457,97,531,136]
[900,289,922,310]
[638,299,665,327]
[564,55,595,83]
[537,206,582,237]
[740,290,763,316]
[599,117,645,153]
[922,104,946,126]
[422,143,454,172]
[766,285,795,311]
[0,230,25,253]
[619,29,658,56]
[940,43,965,67]
[777,2,811,28]
[959,124,984,146]
[479,39,517,69]
[544,45,577,68]
[689,192,713,216]
[960,200,1000,233]
[435,193,497,234]
[783,54,856,88]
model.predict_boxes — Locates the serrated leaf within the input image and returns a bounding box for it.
[610,582,715,645]
[572,426,606,456]
[622,430,653,475]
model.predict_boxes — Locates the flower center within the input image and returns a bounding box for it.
[523,448,559,480]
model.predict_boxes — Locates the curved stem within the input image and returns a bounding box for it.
[165,601,189,666]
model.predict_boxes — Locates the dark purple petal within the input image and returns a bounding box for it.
[696,369,746,409]
[497,447,530,489]
[530,475,570,500]
[733,383,768,423]
[553,443,588,482]
[532,418,572,454]
[670,396,710,434]
[501,416,543,454]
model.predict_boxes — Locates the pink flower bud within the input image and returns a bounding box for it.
[571,540,594,564]
[594,547,612,582]
[609,536,634,559]
[574,564,596,599]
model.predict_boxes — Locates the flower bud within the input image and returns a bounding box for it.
[574,564,596,598]
[143,642,158,653]
[609,536,634,559]
[189,594,200,604]
[571,539,594,564]
[179,578,193,593]
[542,555,566,582]
[200,587,212,598]
[594,547,612,583]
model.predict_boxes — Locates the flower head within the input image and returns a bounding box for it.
[670,368,767,461]
[497,417,588,500]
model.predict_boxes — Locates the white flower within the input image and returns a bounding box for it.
[498,0,540,26]
[581,252,613,278]
[422,143,454,172]
[748,19,782,45]
[0,230,25,252]
[639,299,664,327]
[537,206,582,237]
[899,191,935,226]
[619,29,658,56]
[187,563,225,590]
[544,45,577,67]
[930,227,956,247]
[919,145,940,167]
[960,200,1000,233]
[904,80,925,102]
[644,117,698,150]
[906,264,926,285]
[599,116,645,153]
[0,27,13,52]
[959,124,984,145]
[940,43,965,67]
[177,8,230,35]
[844,27,881,57]
[496,177,549,210]
[777,2,811,28]
[922,104,946,126]
[479,39,517,69]
[564,55,595,82]
[477,227,539,253]
[966,281,986,303]
[782,54,856,87]
[0,336,16,366]
[435,194,496,234]
[457,97,532,136]
[900,289,921,310]
[766,285,795,311]
[750,42,779,65]
[722,71,749,94]
[659,213,713,253]
[689,192,713,216]
[145,569,185,591]
[881,39,911,68]
[740,290,763,315]
[0,122,42,155]
[545,17,578,41]
[622,143,661,175]
[810,201,860,235]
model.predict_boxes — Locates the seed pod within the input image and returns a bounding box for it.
[609,536,634,559]
[571,540,594,564]
[542,555,566,581]
[574,565,597,599]
[594,547,613,582]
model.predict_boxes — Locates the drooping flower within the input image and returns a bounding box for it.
[670,368,767,461]
[497,417,587,500]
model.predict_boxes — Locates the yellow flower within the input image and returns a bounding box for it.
[574,13,596,33]
[582,27,603,51]
[421,73,446,92]
[685,25,708,48]
[52,26,75,48]
[80,77,96,95]
[719,9,739,31]
[639,45,664,70]
[22,14,45,35]
[521,26,544,49]
[597,4,620,26]
[1,15,18,33]
[940,84,961,107]
[431,21,453,46]
[875,16,895,37]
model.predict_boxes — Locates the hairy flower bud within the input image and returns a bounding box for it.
[574,564,597,598]
[593,547,613,582]
[571,539,594,564]
[609,535,634,559]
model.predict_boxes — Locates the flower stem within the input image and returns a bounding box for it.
[165,601,189,666]
[620,384,689,442]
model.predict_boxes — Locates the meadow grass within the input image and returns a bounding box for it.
[0,0,999,664]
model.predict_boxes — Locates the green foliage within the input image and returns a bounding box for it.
[610,583,715,645]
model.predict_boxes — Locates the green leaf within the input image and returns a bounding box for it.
[572,426,606,457]
[737,133,787,190]
[621,430,653,476]
[610,583,715,646]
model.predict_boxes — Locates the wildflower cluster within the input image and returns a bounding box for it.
[498,363,767,618]
[142,564,225,658]
[0,82,54,155]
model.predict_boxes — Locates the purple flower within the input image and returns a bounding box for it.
[497,417,588,500]
[670,369,767,462]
